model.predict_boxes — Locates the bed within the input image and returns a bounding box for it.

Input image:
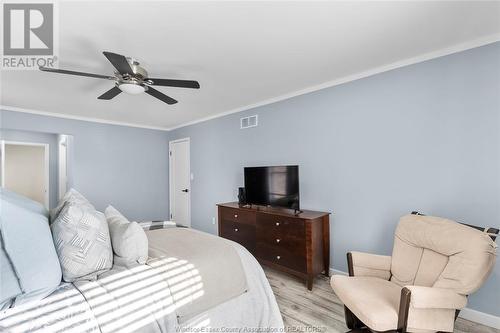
[0,223,283,333]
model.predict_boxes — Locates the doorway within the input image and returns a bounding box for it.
[1,141,49,208]
[169,138,191,227]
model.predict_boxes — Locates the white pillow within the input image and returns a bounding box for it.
[105,205,148,267]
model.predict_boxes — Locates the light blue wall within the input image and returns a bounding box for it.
[170,42,500,316]
[0,111,170,221]
[1,42,498,316]
[0,129,59,209]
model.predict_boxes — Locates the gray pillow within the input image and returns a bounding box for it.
[105,205,148,267]
[50,188,94,223]
[51,203,113,282]
[0,198,61,307]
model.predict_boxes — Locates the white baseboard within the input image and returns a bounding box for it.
[458,308,500,329]
[329,267,347,276]
[328,267,499,329]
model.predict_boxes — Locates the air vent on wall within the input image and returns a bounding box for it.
[240,115,258,129]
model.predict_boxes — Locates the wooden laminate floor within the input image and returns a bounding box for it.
[264,267,499,333]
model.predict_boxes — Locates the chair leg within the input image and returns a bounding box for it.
[344,306,365,329]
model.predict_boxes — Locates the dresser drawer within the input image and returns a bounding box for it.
[257,242,306,273]
[220,207,256,225]
[220,220,255,253]
[256,212,305,237]
[218,202,330,290]
[257,232,305,256]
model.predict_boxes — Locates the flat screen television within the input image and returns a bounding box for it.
[244,165,299,210]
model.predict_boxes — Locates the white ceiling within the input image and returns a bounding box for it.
[2,1,500,130]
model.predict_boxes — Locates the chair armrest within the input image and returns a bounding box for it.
[397,286,467,332]
[347,251,392,280]
[405,286,467,310]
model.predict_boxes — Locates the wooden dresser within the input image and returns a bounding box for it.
[217,202,330,290]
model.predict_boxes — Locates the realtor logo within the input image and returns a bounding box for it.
[1,2,58,69]
[4,3,53,55]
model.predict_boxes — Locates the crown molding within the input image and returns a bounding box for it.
[0,105,170,131]
[168,33,500,131]
[3,34,499,132]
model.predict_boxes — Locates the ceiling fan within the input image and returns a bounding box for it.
[39,51,200,105]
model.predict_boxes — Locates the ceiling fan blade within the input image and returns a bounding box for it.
[146,78,200,89]
[39,66,115,80]
[102,51,134,75]
[145,87,178,105]
[98,86,122,100]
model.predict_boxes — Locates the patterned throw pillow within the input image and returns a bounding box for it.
[51,203,113,282]
[50,189,95,223]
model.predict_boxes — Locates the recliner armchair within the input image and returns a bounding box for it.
[331,213,498,333]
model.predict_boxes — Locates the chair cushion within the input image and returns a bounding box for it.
[391,214,497,294]
[331,275,401,332]
[350,251,392,280]
[51,203,113,282]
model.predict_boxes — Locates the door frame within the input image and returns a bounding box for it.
[58,135,68,200]
[1,140,50,208]
[168,137,191,227]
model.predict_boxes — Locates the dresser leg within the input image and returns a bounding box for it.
[306,276,313,290]
[322,215,330,278]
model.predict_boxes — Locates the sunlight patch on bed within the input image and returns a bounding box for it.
[0,285,100,333]
[0,257,205,333]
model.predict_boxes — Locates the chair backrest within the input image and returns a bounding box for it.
[390,214,497,295]
[410,211,499,241]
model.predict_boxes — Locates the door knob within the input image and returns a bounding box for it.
[181,189,189,193]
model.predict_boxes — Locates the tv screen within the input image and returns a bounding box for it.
[244,165,299,210]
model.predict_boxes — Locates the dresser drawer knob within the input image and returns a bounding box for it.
[275,222,280,226]
[234,228,239,232]
[276,255,281,260]
[234,214,238,218]
[276,239,280,243]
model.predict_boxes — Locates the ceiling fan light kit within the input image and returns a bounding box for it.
[39,51,200,105]
[118,83,146,95]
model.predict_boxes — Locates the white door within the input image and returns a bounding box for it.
[169,138,191,227]
[1,141,49,208]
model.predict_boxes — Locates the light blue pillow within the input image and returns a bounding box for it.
[0,234,21,309]
[0,188,48,217]
[0,198,62,306]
